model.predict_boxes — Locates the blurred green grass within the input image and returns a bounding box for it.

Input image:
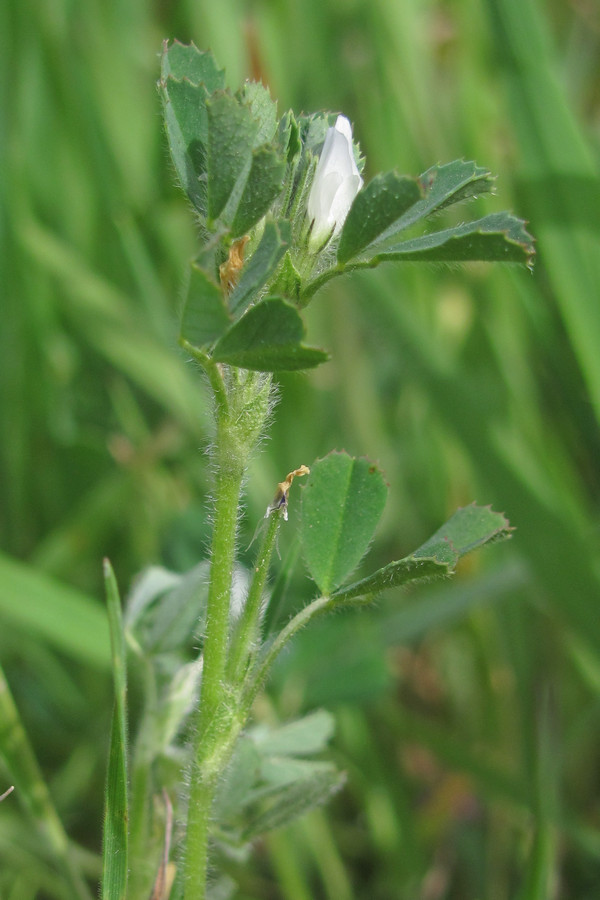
[2,0,600,897]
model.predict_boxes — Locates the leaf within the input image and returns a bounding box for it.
[161,41,225,88]
[214,737,262,821]
[126,562,211,655]
[102,560,129,900]
[251,710,335,757]
[229,219,291,316]
[212,297,329,371]
[230,145,286,238]
[180,263,230,347]
[241,766,345,840]
[301,452,388,595]
[337,171,423,263]
[237,81,278,146]
[367,213,535,266]
[418,159,495,211]
[206,92,257,222]
[349,159,495,254]
[331,504,513,603]
[159,44,225,214]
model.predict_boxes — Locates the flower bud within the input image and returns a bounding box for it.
[307,115,363,246]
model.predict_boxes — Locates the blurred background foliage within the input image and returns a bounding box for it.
[1,0,600,897]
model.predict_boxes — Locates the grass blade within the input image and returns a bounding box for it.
[101,560,129,900]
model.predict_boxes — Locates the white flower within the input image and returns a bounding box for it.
[307,115,363,246]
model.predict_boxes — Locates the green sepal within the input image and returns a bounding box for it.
[301,451,388,595]
[180,262,231,348]
[369,212,535,267]
[331,504,513,604]
[269,251,302,302]
[212,297,328,371]
[337,171,423,263]
[229,219,291,316]
[278,110,301,165]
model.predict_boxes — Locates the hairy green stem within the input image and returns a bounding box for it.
[184,365,272,899]
[184,429,244,898]
[227,509,283,683]
[242,595,331,714]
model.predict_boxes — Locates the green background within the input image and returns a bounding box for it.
[1,0,600,897]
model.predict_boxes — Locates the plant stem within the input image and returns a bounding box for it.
[184,365,272,899]
[227,508,283,683]
[184,426,244,899]
[242,595,331,715]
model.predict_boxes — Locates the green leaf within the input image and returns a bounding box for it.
[230,145,286,238]
[237,81,278,146]
[229,219,291,316]
[252,710,335,757]
[180,262,230,348]
[206,92,257,221]
[418,159,495,211]
[241,766,345,840]
[331,504,513,603]
[159,44,225,215]
[126,561,211,654]
[161,41,225,88]
[348,160,495,255]
[212,297,329,371]
[214,737,262,821]
[368,213,535,266]
[102,560,129,900]
[301,452,388,595]
[337,171,423,263]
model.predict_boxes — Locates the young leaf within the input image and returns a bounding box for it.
[229,219,291,316]
[206,92,257,221]
[180,263,230,348]
[368,213,535,266]
[337,171,423,263]
[102,560,129,900]
[230,145,286,238]
[331,504,513,604]
[212,297,328,371]
[161,41,225,88]
[159,44,225,215]
[301,452,388,595]
[237,81,278,146]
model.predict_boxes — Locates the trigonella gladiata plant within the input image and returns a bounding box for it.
[99,42,534,900]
